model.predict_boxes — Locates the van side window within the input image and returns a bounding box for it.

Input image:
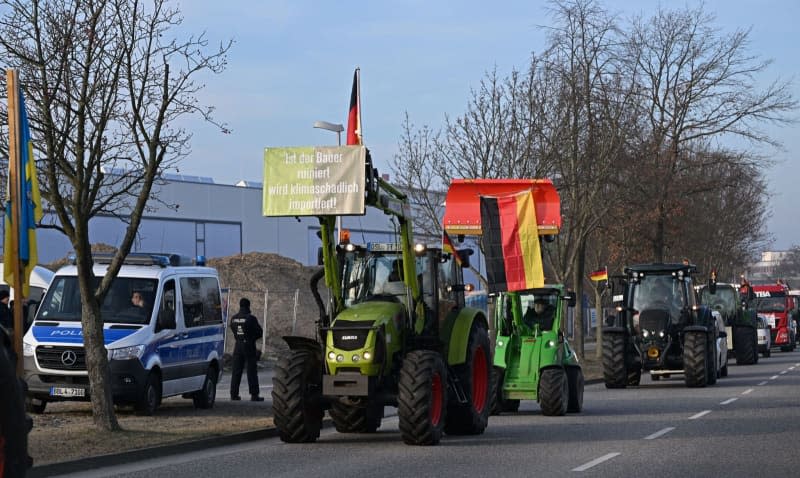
[179,277,222,328]
[159,279,177,330]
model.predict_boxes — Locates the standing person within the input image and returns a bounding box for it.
[0,290,12,332]
[229,297,264,402]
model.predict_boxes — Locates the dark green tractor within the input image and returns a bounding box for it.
[490,286,583,415]
[697,281,759,365]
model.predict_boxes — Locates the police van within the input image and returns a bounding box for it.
[22,253,224,415]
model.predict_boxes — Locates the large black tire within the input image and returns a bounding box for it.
[398,350,447,446]
[329,401,382,433]
[603,332,627,389]
[539,367,568,416]
[627,368,642,386]
[136,373,161,415]
[707,336,718,386]
[1,340,31,476]
[734,326,758,365]
[489,366,519,415]
[444,322,491,436]
[192,366,218,409]
[762,347,771,358]
[271,349,324,443]
[683,331,708,388]
[566,366,584,413]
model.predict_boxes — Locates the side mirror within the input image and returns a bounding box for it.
[317,246,324,266]
[456,248,473,269]
[708,276,717,295]
[562,292,577,308]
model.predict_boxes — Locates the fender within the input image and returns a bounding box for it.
[444,307,487,366]
[683,325,710,334]
[283,335,323,355]
[603,326,628,335]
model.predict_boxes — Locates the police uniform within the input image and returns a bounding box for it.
[229,298,264,401]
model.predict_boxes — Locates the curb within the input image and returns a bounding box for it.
[28,427,281,478]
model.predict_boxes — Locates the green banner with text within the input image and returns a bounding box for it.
[262,146,366,216]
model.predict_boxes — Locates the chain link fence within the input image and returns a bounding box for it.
[222,287,322,365]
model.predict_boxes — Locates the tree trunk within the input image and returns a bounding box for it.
[571,239,587,360]
[595,287,603,360]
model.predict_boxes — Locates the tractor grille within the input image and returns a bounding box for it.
[36,345,87,371]
[331,320,371,351]
[639,310,670,335]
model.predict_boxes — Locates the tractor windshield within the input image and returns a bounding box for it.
[519,291,557,331]
[631,274,686,318]
[699,286,736,315]
[342,252,408,306]
[751,296,785,313]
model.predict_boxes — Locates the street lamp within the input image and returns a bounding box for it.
[313,120,344,146]
[313,120,345,241]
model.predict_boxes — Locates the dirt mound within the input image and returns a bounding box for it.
[208,252,327,360]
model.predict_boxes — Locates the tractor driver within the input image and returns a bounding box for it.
[523,298,555,331]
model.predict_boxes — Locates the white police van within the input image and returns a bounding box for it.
[22,253,224,415]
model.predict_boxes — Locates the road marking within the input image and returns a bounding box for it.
[742,388,754,395]
[770,375,779,380]
[572,453,621,472]
[644,427,675,440]
[689,410,711,420]
[758,381,768,386]
[780,371,788,375]
[720,398,738,405]
[790,366,796,371]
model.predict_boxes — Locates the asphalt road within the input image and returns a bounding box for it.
[50,350,800,478]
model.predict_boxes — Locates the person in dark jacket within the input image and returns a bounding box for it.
[229,297,264,401]
[0,290,12,332]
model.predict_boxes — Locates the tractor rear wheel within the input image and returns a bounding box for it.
[398,350,447,446]
[330,401,382,433]
[490,366,519,415]
[734,326,757,365]
[272,349,323,443]
[683,331,708,388]
[444,321,491,435]
[539,367,568,416]
[603,332,627,389]
[566,366,584,413]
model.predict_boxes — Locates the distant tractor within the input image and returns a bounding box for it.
[697,281,758,365]
[603,263,726,388]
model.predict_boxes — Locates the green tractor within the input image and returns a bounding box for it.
[490,286,583,415]
[265,146,491,445]
[697,281,759,365]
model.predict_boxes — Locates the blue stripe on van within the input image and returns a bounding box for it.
[31,326,138,345]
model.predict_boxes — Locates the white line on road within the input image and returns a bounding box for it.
[644,427,675,440]
[572,453,621,472]
[742,388,754,395]
[689,410,711,420]
[758,381,768,386]
[770,375,779,380]
[790,366,796,371]
[720,398,738,405]
[780,371,788,375]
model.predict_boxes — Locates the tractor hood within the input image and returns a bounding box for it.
[333,300,406,327]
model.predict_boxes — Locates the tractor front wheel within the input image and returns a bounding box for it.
[734,326,757,365]
[444,322,491,435]
[272,349,324,443]
[539,367,568,416]
[603,332,627,389]
[683,331,709,388]
[398,350,447,446]
[490,366,519,415]
[566,366,584,413]
[330,401,382,433]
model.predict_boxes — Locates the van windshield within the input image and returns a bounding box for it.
[37,276,158,325]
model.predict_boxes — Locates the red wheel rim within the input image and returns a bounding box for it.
[472,345,488,413]
[431,372,443,426]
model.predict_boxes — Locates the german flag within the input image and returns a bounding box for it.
[346,68,362,145]
[480,190,543,293]
[589,267,608,282]
[442,230,463,266]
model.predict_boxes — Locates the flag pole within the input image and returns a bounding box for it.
[6,69,24,377]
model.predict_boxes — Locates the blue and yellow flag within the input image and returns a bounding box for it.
[4,85,42,297]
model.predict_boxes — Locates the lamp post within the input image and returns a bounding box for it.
[313,120,345,241]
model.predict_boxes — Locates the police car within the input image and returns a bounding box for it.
[22,253,224,415]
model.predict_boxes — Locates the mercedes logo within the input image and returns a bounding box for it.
[61,350,77,367]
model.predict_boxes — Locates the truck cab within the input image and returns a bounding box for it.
[749,284,797,352]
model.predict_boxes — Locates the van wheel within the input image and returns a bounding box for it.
[137,374,161,416]
[193,367,218,409]
[26,397,47,414]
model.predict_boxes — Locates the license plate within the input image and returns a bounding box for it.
[50,386,86,398]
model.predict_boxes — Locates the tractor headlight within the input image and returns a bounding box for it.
[351,354,360,362]
[336,354,344,362]
[363,351,372,360]
[643,330,650,338]
[547,340,556,348]
[658,331,665,338]
[497,340,504,347]
[328,351,336,361]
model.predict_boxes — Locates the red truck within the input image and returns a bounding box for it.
[750,283,797,352]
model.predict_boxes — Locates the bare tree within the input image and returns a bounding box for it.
[0,0,231,430]
[623,4,796,262]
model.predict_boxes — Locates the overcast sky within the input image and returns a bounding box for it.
[174,0,799,250]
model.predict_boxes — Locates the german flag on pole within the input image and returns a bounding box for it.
[589,267,608,282]
[480,190,543,293]
[442,229,463,266]
[346,68,362,145]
